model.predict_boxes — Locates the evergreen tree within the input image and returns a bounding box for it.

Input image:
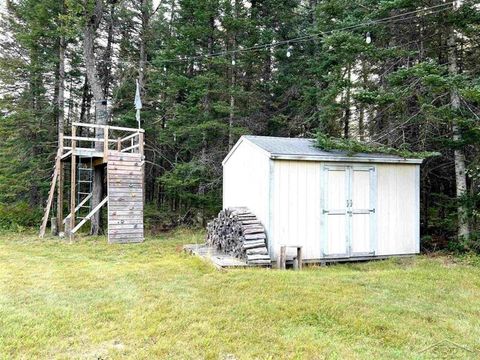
[0,0,479,247]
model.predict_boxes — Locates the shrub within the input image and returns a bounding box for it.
[0,202,42,230]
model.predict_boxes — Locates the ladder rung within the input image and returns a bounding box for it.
[78,192,90,195]
[78,180,92,183]
[80,206,91,209]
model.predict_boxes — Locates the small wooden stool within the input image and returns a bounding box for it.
[278,245,303,270]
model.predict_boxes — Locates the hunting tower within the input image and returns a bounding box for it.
[39,122,145,243]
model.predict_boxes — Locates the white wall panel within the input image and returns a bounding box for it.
[327,169,347,210]
[376,164,419,255]
[350,167,375,255]
[323,166,348,256]
[352,170,370,209]
[270,160,322,260]
[351,214,370,253]
[223,140,270,233]
[224,139,421,262]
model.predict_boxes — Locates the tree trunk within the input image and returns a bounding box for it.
[83,0,106,235]
[101,1,115,99]
[79,77,91,122]
[309,0,322,131]
[447,5,469,239]
[358,58,368,141]
[344,64,351,139]
[228,51,236,150]
[138,0,150,99]
[29,49,42,206]
[228,0,238,150]
[56,6,65,232]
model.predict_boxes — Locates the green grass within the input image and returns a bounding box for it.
[0,230,479,359]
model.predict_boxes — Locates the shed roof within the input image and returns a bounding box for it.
[223,136,423,165]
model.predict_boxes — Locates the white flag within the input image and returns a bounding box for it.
[135,79,142,110]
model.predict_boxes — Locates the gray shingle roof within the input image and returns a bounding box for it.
[240,135,423,164]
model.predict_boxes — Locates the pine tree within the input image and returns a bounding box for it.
[0,0,479,246]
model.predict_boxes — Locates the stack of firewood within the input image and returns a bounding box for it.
[206,207,271,266]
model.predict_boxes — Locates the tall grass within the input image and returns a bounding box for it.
[0,230,479,359]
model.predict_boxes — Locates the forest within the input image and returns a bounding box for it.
[0,0,479,251]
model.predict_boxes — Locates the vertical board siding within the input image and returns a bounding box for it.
[415,166,421,253]
[320,164,327,256]
[376,164,418,255]
[322,165,376,257]
[352,170,370,209]
[351,214,370,253]
[350,167,375,255]
[223,140,270,236]
[369,168,378,254]
[268,159,274,255]
[271,160,322,260]
[107,151,144,243]
[223,142,421,261]
[323,166,349,256]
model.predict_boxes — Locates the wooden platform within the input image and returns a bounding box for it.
[107,151,144,243]
[184,244,255,269]
[39,122,146,242]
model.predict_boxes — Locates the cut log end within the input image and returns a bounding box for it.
[206,207,271,267]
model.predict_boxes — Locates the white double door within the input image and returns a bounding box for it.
[322,165,376,258]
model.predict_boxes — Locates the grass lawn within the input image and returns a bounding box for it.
[0,230,480,359]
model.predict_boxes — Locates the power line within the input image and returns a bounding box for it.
[153,2,455,64]
[82,1,456,68]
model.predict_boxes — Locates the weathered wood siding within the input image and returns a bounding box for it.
[107,151,144,243]
[223,139,270,239]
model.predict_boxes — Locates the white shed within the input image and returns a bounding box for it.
[222,135,423,262]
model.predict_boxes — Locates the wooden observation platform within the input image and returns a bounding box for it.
[39,122,145,243]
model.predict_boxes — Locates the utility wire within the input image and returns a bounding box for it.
[82,1,455,68]
[154,2,455,64]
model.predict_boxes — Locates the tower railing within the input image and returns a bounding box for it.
[61,122,145,161]
[39,121,145,239]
